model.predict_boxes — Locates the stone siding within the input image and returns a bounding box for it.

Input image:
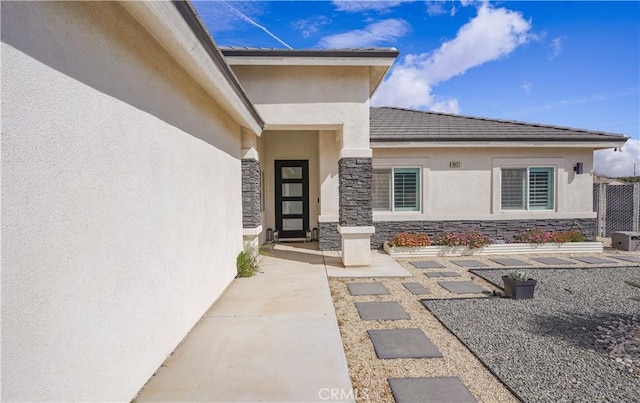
[241,159,261,228]
[371,218,597,249]
[319,222,341,251]
[338,157,372,227]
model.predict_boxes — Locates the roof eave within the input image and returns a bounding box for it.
[120,1,264,135]
[370,139,629,148]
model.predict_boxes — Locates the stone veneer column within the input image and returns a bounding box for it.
[241,159,261,229]
[338,157,374,266]
[241,128,262,248]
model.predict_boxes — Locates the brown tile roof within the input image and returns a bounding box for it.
[370,107,628,143]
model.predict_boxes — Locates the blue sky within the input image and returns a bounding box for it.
[193,0,640,177]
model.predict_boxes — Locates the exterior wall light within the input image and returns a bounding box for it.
[574,162,584,174]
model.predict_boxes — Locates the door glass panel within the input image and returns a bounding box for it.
[282,183,303,197]
[281,167,302,179]
[282,201,303,215]
[283,218,303,231]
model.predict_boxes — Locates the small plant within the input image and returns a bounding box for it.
[508,270,529,281]
[434,230,492,249]
[514,229,587,243]
[236,245,259,277]
[514,229,555,244]
[388,232,431,247]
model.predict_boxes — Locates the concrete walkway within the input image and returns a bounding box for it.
[136,243,409,402]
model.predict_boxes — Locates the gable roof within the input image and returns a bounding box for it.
[370,107,628,145]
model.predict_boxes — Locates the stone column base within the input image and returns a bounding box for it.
[338,225,375,267]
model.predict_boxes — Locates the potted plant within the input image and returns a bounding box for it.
[502,270,537,300]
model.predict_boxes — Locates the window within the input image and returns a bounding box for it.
[501,167,554,210]
[373,167,420,212]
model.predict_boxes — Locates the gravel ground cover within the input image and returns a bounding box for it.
[423,266,640,403]
[329,263,517,402]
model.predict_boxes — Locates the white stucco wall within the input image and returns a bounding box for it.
[231,65,372,154]
[263,131,320,232]
[373,147,595,221]
[2,2,244,401]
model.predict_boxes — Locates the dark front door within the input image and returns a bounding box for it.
[275,160,309,239]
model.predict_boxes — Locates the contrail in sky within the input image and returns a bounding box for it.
[220,1,293,49]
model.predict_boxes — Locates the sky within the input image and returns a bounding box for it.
[192,0,640,177]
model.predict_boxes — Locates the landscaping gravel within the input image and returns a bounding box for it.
[423,266,640,403]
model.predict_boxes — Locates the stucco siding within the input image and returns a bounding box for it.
[373,147,595,221]
[2,2,243,401]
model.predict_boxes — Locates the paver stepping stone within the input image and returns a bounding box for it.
[402,282,431,295]
[409,261,445,269]
[531,257,576,265]
[355,301,410,321]
[438,281,487,294]
[490,258,528,266]
[610,255,640,262]
[572,256,618,264]
[451,260,488,268]
[388,377,477,403]
[424,271,461,278]
[347,282,389,296]
[368,328,442,359]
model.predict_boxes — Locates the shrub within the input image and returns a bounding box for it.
[514,229,555,244]
[434,230,492,249]
[236,245,259,277]
[507,270,529,281]
[388,232,431,247]
[514,229,586,243]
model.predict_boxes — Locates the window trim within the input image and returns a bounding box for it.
[500,165,556,212]
[373,166,422,213]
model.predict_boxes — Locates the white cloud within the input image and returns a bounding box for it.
[594,138,640,177]
[372,3,533,110]
[426,1,448,16]
[293,16,331,38]
[521,80,533,95]
[318,18,410,48]
[549,36,564,60]
[430,98,461,114]
[332,0,410,13]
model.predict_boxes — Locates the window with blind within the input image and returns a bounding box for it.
[501,167,554,210]
[373,168,420,212]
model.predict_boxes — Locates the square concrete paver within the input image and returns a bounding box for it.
[409,261,445,269]
[490,258,528,266]
[402,282,431,295]
[424,271,461,278]
[438,281,487,294]
[610,255,640,262]
[347,282,389,296]
[451,260,489,268]
[572,256,618,264]
[368,328,442,359]
[388,377,477,403]
[355,301,410,321]
[531,257,576,265]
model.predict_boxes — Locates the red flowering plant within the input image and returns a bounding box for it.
[388,232,431,247]
[434,230,492,249]
[514,229,586,244]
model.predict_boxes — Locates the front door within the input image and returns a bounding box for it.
[275,160,309,239]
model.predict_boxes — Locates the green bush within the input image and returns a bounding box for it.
[236,246,259,277]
